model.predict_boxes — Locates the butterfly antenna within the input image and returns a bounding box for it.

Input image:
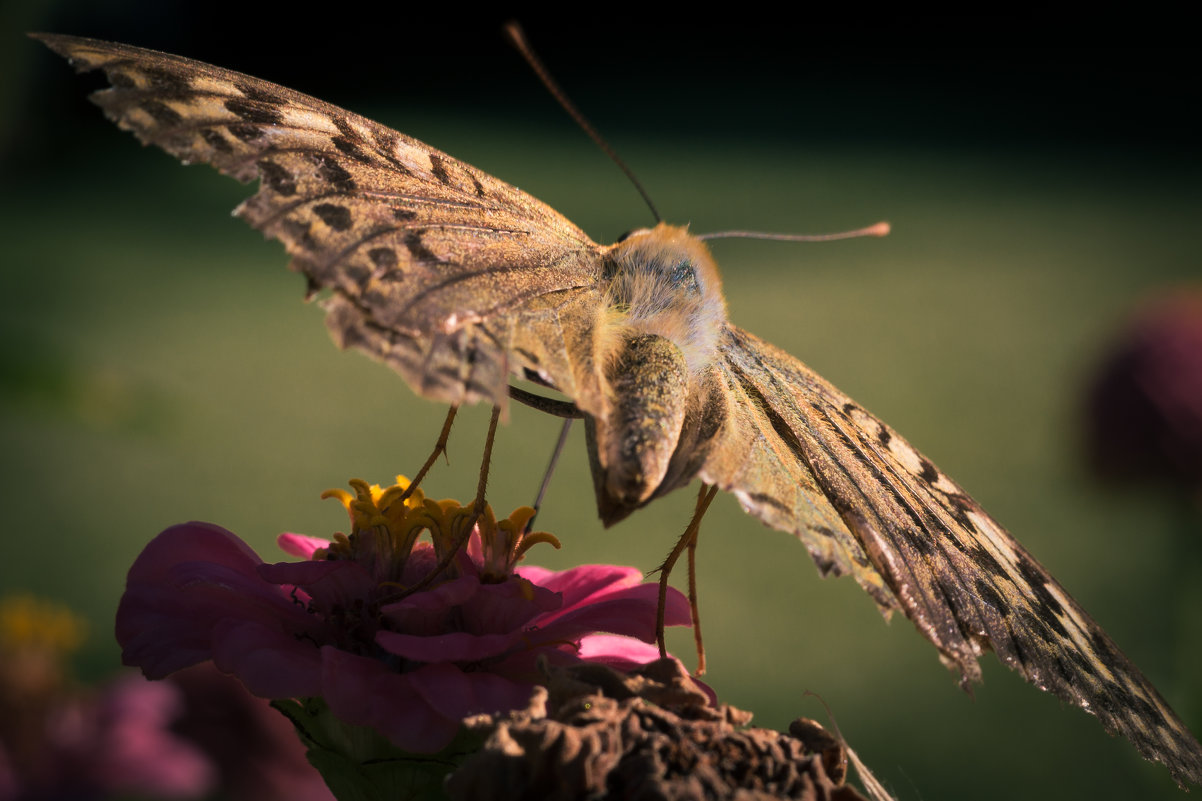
[504,21,661,223]
[698,221,891,242]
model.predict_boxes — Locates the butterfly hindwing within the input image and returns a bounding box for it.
[716,324,1202,787]
[35,33,609,413]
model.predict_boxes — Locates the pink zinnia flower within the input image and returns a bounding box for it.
[116,479,693,753]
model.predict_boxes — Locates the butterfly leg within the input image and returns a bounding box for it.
[656,483,719,674]
[393,406,502,600]
[524,418,575,534]
[396,404,459,504]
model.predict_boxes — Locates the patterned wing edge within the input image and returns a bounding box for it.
[713,324,1202,788]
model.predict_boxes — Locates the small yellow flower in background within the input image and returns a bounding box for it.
[0,594,86,657]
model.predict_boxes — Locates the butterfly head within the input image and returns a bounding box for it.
[602,223,728,374]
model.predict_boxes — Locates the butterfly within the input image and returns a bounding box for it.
[34,33,1202,788]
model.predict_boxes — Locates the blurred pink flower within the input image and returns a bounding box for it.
[166,664,334,801]
[1086,288,1202,491]
[56,674,216,799]
[0,595,215,801]
[117,479,693,753]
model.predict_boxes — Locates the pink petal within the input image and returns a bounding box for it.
[516,564,643,608]
[455,577,560,635]
[405,662,534,722]
[210,619,323,699]
[379,575,480,634]
[576,634,665,665]
[258,559,376,609]
[117,527,311,678]
[319,647,462,753]
[531,581,691,645]
[126,522,266,584]
[277,533,330,559]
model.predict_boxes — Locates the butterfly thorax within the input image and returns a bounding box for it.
[601,224,728,374]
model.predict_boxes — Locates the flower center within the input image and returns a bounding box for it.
[317,477,561,589]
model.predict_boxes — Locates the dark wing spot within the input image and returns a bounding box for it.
[747,492,789,513]
[342,263,370,288]
[464,379,494,398]
[109,70,137,88]
[898,523,937,557]
[257,160,297,196]
[1016,609,1055,641]
[372,130,415,176]
[303,274,321,300]
[280,219,315,250]
[330,117,372,163]
[429,153,453,186]
[235,82,283,104]
[392,208,417,221]
[969,545,1008,580]
[140,66,192,97]
[331,116,358,140]
[368,248,398,270]
[200,128,233,153]
[974,577,1006,613]
[918,458,939,485]
[811,552,837,576]
[877,425,892,446]
[1064,646,1098,679]
[403,230,442,263]
[333,136,372,162]
[1015,558,1065,618]
[313,203,353,231]
[469,171,486,198]
[224,97,283,125]
[140,100,182,126]
[1020,603,1069,638]
[952,496,980,532]
[310,154,356,192]
[1089,630,1127,676]
[227,122,263,142]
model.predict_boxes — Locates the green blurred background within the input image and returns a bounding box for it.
[2,5,1200,799]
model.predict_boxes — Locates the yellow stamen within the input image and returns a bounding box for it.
[315,477,560,585]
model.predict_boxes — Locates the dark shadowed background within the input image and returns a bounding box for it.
[2,4,1200,799]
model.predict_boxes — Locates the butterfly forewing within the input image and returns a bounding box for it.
[36,33,608,412]
[716,325,1202,786]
